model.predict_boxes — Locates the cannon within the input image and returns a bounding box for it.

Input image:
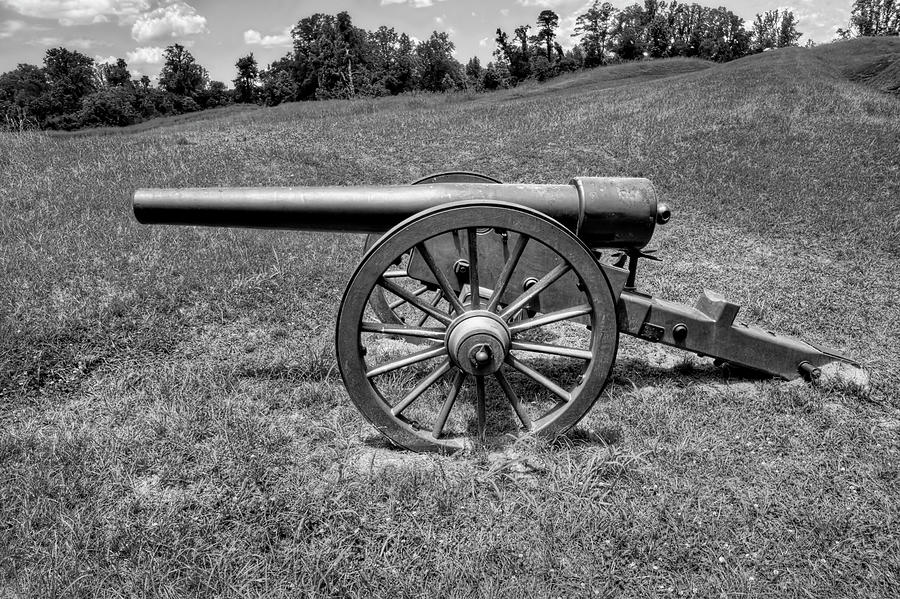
[133,172,858,452]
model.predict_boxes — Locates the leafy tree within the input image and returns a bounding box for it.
[610,4,648,60]
[197,81,232,108]
[233,53,259,103]
[573,1,617,67]
[368,26,418,95]
[291,12,372,100]
[158,43,208,98]
[839,0,900,37]
[259,59,299,106]
[43,47,97,118]
[701,7,751,61]
[0,63,50,128]
[78,86,137,127]
[751,9,802,52]
[534,10,560,62]
[416,30,462,92]
[465,56,482,90]
[100,58,132,88]
[494,25,532,83]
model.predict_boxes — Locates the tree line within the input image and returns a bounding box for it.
[1,0,897,131]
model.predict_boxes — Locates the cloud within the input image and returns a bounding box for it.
[94,54,118,65]
[0,19,26,38]
[131,2,207,42]
[126,45,164,64]
[0,0,151,26]
[516,0,571,6]
[380,0,442,7]
[27,36,62,46]
[243,27,291,48]
[68,37,112,50]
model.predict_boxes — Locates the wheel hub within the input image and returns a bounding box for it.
[445,310,510,375]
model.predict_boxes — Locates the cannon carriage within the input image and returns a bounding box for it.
[133,172,856,452]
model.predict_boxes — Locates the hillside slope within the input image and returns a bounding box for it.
[1,39,898,598]
[812,36,900,94]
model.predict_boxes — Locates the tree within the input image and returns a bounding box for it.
[840,0,900,37]
[43,47,97,119]
[534,10,560,62]
[465,56,482,90]
[197,81,231,108]
[573,1,617,67]
[0,63,50,128]
[233,53,258,103]
[610,3,648,61]
[289,12,373,100]
[494,25,532,83]
[751,9,802,52]
[259,57,299,106]
[77,86,137,127]
[158,43,208,98]
[416,31,462,92]
[368,26,418,95]
[101,58,132,88]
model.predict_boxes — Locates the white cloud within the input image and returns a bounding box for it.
[243,27,291,48]
[0,0,150,26]
[126,45,164,64]
[68,37,111,50]
[478,36,490,47]
[130,2,206,42]
[516,0,570,6]
[28,36,62,46]
[0,19,26,37]
[94,54,118,65]
[500,9,510,16]
[380,0,441,7]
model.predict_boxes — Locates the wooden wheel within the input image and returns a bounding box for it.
[365,172,501,327]
[337,201,619,453]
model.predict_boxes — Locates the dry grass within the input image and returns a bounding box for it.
[1,39,899,597]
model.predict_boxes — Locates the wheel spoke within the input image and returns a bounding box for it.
[379,278,453,325]
[366,344,447,378]
[432,370,467,438]
[387,285,428,310]
[495,368,532,431]
[500,263,571,321]
[506,354,571,402]
[509,304,592,334]
[475,375,486,441]
[391,359,453,416]
[415,290,444,327]
[383,270,409,279]
[467,228,480,309]
[486,234,529,312]
[511,341,593,361]
[360,321,446,340]
[416,243,465,315]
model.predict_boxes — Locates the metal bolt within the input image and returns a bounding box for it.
[472,344,492,367]
[673,323,688,343]
[454,260,469,277]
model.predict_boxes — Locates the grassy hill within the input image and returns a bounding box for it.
[1,39,898,597]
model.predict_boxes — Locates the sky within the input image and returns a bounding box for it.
[0,1,853,85]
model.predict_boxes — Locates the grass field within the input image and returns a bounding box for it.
[1,38,899,597]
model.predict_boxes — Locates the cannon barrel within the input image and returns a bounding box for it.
[133,176,662,248]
